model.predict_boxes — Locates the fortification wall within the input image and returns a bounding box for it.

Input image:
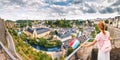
[0,18,7,45]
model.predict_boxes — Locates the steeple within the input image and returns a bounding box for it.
[26,20,29,29]
[33,28,37,38]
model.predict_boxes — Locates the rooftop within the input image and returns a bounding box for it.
[57,29,76,39]
[63,35,88,47]
[27,27,50,34]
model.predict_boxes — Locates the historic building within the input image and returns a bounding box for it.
[112,16,120,28]
[24,27,50,38]
[54,29,77,42]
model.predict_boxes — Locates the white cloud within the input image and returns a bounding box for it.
[0,0,119,20]
[52,0,67,2]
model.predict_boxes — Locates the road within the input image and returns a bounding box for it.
[6,29,22,60]
[6,31,16,53]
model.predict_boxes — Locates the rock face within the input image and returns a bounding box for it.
[0,18,7,45]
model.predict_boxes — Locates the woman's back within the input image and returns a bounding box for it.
[96,31,111,52]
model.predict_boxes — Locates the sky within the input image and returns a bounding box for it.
[0,0,120,20]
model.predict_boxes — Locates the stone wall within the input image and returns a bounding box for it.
[91,48,120,60]
[0,45,12,60]
[108,25,120,38]
[0,18,7,45]
[108,25,120,48]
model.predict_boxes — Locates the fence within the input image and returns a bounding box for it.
[65,37,120,60]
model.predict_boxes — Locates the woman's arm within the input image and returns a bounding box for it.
[82,40,97,47]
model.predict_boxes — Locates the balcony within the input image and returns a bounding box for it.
[64,24,120,60]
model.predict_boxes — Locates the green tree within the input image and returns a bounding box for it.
[55,30,58,35]
[54,58,58,60]
[60,56,64,60]
[38,38,47,47]
[91,31,96,38]
[95,24,100,34]
[16,20,32,28]
[105,20,109,24]
[67,47,74,56]
[56,40,62,46]
[29,38,37,45]
[71,34,75,38]
[20,33,27,40]
[12,29,18,36]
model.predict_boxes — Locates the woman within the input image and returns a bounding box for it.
[82,21,111,60]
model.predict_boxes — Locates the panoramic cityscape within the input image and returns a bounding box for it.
[0,0,120,60]
[0,16,120,60]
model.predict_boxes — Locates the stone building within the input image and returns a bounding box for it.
[23,27,50,38]
[112,16,120,28]
[5,20,16,29]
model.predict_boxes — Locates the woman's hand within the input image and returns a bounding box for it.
[81,44,88,48]
[109,37,112,40]
[81,40,97,48]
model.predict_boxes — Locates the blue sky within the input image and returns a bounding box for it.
[0,0,120,20]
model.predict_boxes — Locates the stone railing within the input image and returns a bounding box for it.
[0,42,16,60]
[65,38,93,60]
